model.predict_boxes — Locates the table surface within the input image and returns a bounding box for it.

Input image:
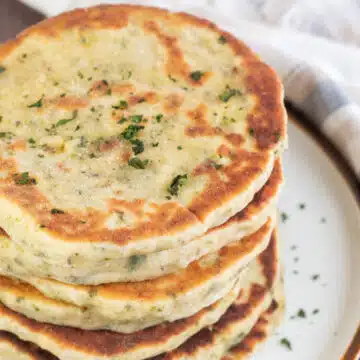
[0,0,44,43]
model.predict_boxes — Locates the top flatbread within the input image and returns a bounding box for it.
[0,4,286,264]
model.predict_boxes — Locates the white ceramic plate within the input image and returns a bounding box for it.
[251,112,360,360]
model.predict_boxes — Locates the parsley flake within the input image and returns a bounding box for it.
[13,172,36,185]
[218,35,227,44]
[219,86,241,102]
[128,255,146,271]
[249,128,255,137]
[27,96,43,108]
[121,125,144,140]
[130,139,144,155]
[129,114,143,123]
[0,66,6,74]
[112,100,128,110]
[281,212,289,223]
[128,157,149,169]
[280,338,292,351]
[168,174,188,196]
[51,208,65,214]
[152,142,159,147]
[55,110,78,127]
[155,114,163,123]
[118,117,127,124]
[297,309,306,318]
[190,71,205,82]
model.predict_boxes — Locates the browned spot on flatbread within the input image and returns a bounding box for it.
[143,20,191,81]
[51,96,89,109]
[8,140,27,152]
[189,149,269,221]
[111,83,135,95]
[98,139,120,153]
[225,299,279,359]
[88,80,111,97]
[258,231,278,289]
[0,331,57,360]
[186,104,221,137]
[108,199,146,218]
[163,93,184,113]
[129,92,159,106]
[204,159,282,237]
[0,296,222,356]
[225,133,245,147]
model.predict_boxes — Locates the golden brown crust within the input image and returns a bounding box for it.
[0,331,57,360]
[0,230,277,358]
[0,4,285,246]
[151,232,278,359]
[223,299,279,359]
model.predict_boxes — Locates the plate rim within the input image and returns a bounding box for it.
[287,103,360,360]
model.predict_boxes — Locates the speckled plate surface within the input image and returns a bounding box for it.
[250,109,360,360]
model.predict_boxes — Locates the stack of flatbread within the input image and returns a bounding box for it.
[0,4,287,359]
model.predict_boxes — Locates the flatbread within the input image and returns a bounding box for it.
[224,280,285,359]
[0,229,279,360]
[0,4,286,281]
[151,229,282,359]
[0,159,282,285]
[0,217,274,332]
[0,331,56,360]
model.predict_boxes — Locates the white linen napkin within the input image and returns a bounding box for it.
[19,0,360,178]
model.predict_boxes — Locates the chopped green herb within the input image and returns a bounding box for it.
[89,153,96,159]
[33,305,40,312]
[273,131,281,142]
[177,145,183,150]
[297,309,306,318]
[168,74,177,83]
[165,195,172,200]
[168,174,188,196]
[0,132,13,139]
[138,97,146,103]
[312,309,320,315]
[218,35,227,44]
[311,274,320,281]
[128,254,146,271]
[280,338,292,351]
[298,203,306,210]
[155,114,163,123]
[60,93,66,98]
[77,71,84,79]
[90,107,96,113]
[129,114,143,123]
[51,208,65,215]
[249,128,255,137]
[219,86,241,102]
[121,125,144,140]
[27,96,43,108]
[128,157,149,169]
[56,110,78,127]
[75,125,81,131]
[130,139,144,155]
[112,100,128,110]
[28,138,36,144]
[190,71,205,82]
[106,88,112,96]
[0,66,6,74]
[281,212,289,223]
[152,142,159,147]
[118,117,127,124]
[13,172,36,185]
[16,296,24,303]
[209,160,222,170]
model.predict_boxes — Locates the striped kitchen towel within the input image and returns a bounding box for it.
[252,43,360,179]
